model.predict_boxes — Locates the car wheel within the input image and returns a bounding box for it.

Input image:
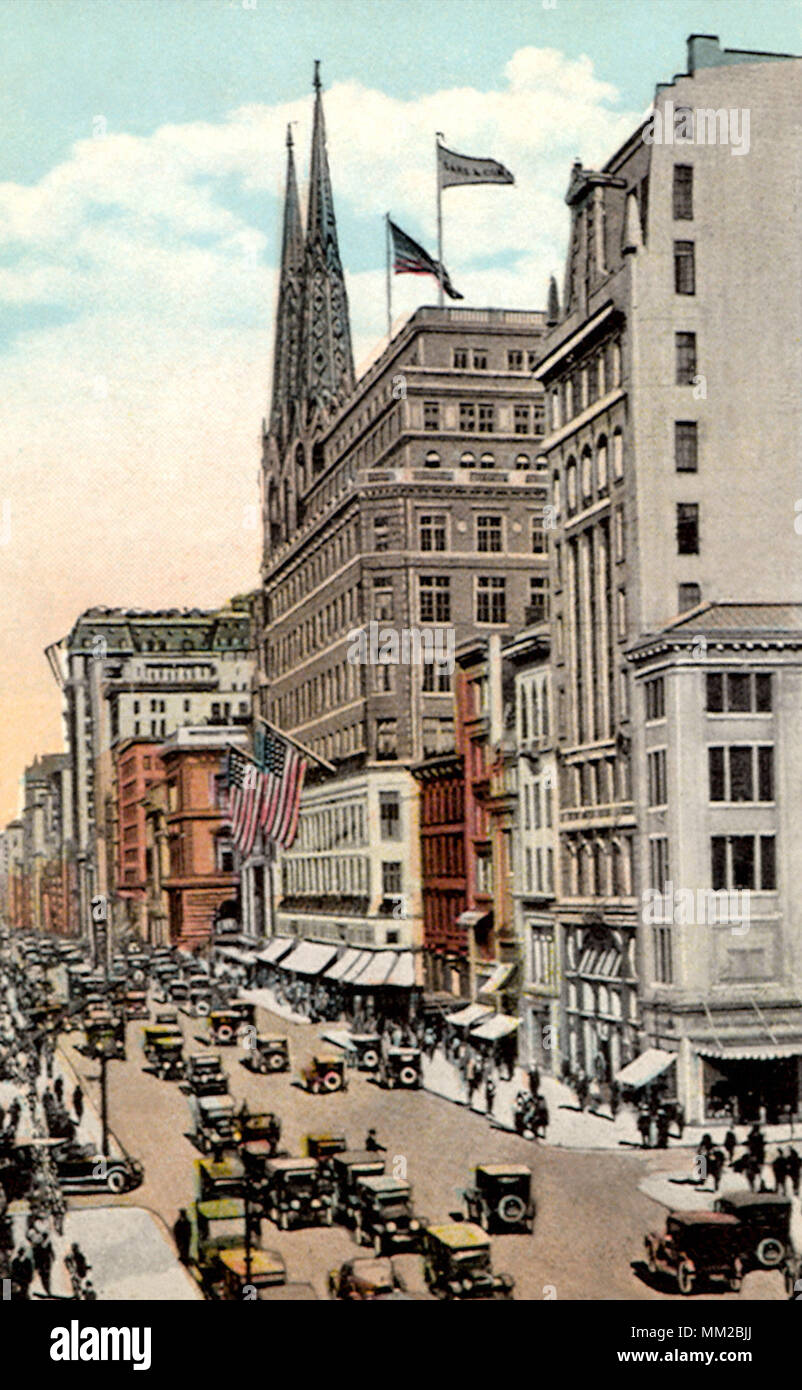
[756,1236,785,1269]
[267,1052,283,1071]
[107,1168,127,1194]
[498,1194,526,1225]
[217,1026,234,1044]
[399,1066,418,1087]
[362,1050,379,1070]
[196,1001,210,1017]
[677,1261,695,1296]
[322,1071,342,1092]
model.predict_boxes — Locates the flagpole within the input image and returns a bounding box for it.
[385,213,392,340]
[435,133,444,309]
[255,714,335,773]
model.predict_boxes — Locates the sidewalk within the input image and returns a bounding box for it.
[241,986,312,1026]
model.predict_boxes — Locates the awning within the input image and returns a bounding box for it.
[470,1013,521,1042]
[350,951,397,987]
[616,1048,677,1088]
[477,962,515,996]
[384,953,415,989]
[278,942,339,977]
[447,1003,493,1029]
[696,1041,802,1062]
[457,910,492,929]
[338,950,371,983]
[323,948,364,982]
[257,938,296,965]
[217,947,258,966]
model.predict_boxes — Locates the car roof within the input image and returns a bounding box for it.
[357,1176,410,1194]
[218,1248,285,1278]
[668,1210,740,1226]
[189,1052,222,1064]
[428,1222,490,1249]
[477,1164,531,1178]
[256,1034,286,1044]
[265,1157,316,1174]
[313,1054,342,1064]
[716,1192,791,1209]
[197,1096,234,1113]
[198,1157,244,1177]
[196,1199,245,1219]
[333,1151,385,1168]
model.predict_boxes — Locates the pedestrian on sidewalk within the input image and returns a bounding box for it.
[786,1146,801,1196]
[10,1246,33,1301]
[773,1148,788,1195]
[53,1076,64,1106]
[609,1080,621,1119]
[724,1128,737,1164]
[708,1148,725,1191]
[528,1064,540,1100]
[576,1071,589,1112]
[173,1210,192,1265]
[33,1232,54,1296]
[485,1073,496,1116]
[72,1084,83,1125]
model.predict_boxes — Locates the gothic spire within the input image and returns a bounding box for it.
[269,125,304,444]
[299,61,355,422]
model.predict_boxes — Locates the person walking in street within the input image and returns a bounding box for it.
[33,1232,54,1296]
[773,1148,788,1195]
[575,1071,589,1112]
[673,1103,686,1140]
[485,1073,496,1117]
[365,1128,386,1153]
[655,1107,670,1150]
[528,1064,540,1100]
[11,1245,33,1301]
[786,1146,802,1196]
[747,1123,765,1167]
[72,1084,83,1126]
[708,1148,726,1192]
[609,1080,621,1119]
[637,1108,651,1149]
[53,1076,64,1106]
[535,1093,549,1139]
[173,1209,192,1265]
[724,1128,737,1164]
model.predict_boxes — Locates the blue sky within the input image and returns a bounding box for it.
[0,0,799,819]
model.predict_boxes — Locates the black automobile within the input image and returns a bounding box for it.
[261,1157,333,1230]
[378,1046,422,1090]
[245,1034,290,1074]
[463,1165,536,1234]
[191,1096,238,1156]
[53,1141,144,1195]
[352,1175,426,1255]
[422,1223,515,1300]
[186,1053,229,1097]
[350,1034,382,1072]
[329,1150,387,1227]
[714,1192,792,1270]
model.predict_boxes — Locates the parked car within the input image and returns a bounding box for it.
[186,1053,229,1097]
[329,1150,386,1226]
[714,1192,792,1270]
[352,1175,425,1254]
[53,1141,144,1195]
[190,1095,238,1156]
[463,1165,535,1234]
[305,1134,348,1164]
[644,1211,745,1294]
[261,1157,333,1230]
[195,1154,245,1202]
[203,1247,287,1301]
[245,1034,290,1074]
[349,1033,382,1071]
[235,1111,282,1155]
[422,1223,515,1300]
[378,1046,422,1090]
[194,1197,248,1267]
[300,1054,347,1094]
[328,1256,406,1301]
[151,1036,185,1081]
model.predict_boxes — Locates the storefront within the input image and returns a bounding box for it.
[563,919,639,1081]
[696,1042,802,1124]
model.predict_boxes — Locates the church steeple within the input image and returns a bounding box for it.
[269,125,304,445]
[298,60,355,422]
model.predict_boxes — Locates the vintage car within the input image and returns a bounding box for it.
[142,1022,183,1065]
[167,980,190,1006]
[261,1157,333,1230]
[155,1009,179,1026]
[234,1111,282,1154]
[191,1095,238,1155]
[209,1009,247,1046]
[352,1175,425,1255]
[328,1256,407,1301]
[203,1247,287,1301]
[186,1053,229,1097]
[378,1046,422,1090]
[300,1054,347,1094]
[196,1154,246,1202]
[714,1192,792,1270]
[124,990,150,1020]
[644,1211,745,1294]
[83,996,114,1025]
[329,1150,387,1226]
[187,983,215,1017]
[305,1133,348,1165]
[245,1034,290,1074]
[53,1141,144,1195]
[422,1223,515,1300]
[84,1018,126,1060]
[151,1035,185,1081]
[463,1165,536,1235]
[349,1033,382,1071]
[194,1197,248,1266]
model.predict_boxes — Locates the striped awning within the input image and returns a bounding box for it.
[323,948,364,982]
[447,1003,493,1029]
[278,942,339,977]
[696,1041,802,1062]
[385,953,415,988]
[350,951,397,987]
[470,1013,520,1042]
[616,1048,676,1087]
[477,962,515,996]
[338,950,372,983]
[257,937,296,965]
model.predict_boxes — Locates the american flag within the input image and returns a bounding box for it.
[257,729,306,848]
[225,747,265,859]
[388,219,463,300]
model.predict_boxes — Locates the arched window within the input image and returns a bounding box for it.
[515,453,530,469]
[612,341,622,388]
[460,451,475,468]
[480,452,495,469]
[565,377,574,419]
[295,443,305,489]
[566,457,577,513]
[424,450,441,468]
[552,471,561,517]
[581,447,593,502]
[596,435,608,493]
[612,429,624,481]
[551,388,561,431]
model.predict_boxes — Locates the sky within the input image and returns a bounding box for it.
[1,0,800,824]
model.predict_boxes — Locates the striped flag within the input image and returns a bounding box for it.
[388,218,463,300]
[226,747,265,859]
[257,730,306,849]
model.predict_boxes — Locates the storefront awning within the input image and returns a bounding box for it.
[350,950,397,987]
[217,946,258,966]
[278,942,339,977]
[470,1013,520,1042]
[457,910,492,929]
[323,948,363,982]
[696,1041,802,1062]
[384,953,415,988]
[477,962,515,996]
[447,1003,493,1029]
[615,1048,677,1088]
[338,950,372,983]
[257,937,296,965]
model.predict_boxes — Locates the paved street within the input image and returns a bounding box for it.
[58,997,787,1300]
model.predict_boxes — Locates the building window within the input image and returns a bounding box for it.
[476,576,506,624]
[581,449,593,502]
[382,861,402,897]
[216,839,235,873]
[675,421,698,472]
[420,513,446,551]
[596,437,608,492]
[531,516,546,554]
[477,515,502,553]
[674,240,695,295]
[379,792,400,840]
[373,580,393,621]
[645,676,665,721]
[709,745,774,802]
[508,349,524,370]
[473,350,488,370]
[423,401,440,431]
[532,399,545,434]
[711,835,776,891]
[374,516,390,551]
[673,164,693,220]
[675,332,697,385]
[649,836,670,890]
[528,576,548,621]
[678,582,701,612]
[514,404,530,435]
[612,429,623,481]
[422,659,451,693]
[424,450,441,468]
[420,575,451,623]
[706,672,772,714]
[647,748,667,806]
[566,459,577,513]
[479,452,495,469]
[676,502,699,554]
[376,719,398,760]
[477,404,495,433]
[653,926,673,983]
[460,451,475,468]
[453,348,468,369]
[459,402,476,432]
